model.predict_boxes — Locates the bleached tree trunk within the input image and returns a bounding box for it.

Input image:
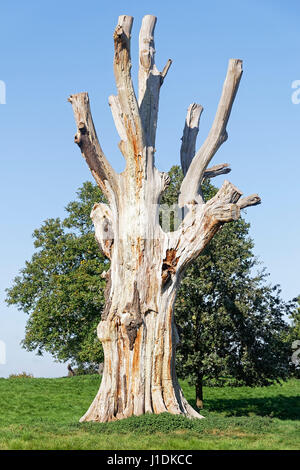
[69,15,260,422]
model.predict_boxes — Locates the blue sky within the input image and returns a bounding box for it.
[0,0,299,377]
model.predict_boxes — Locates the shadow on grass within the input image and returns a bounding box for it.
[192,396,300,420]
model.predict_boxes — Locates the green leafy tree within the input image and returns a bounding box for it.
[6,182,107,368]
[161,167,295,408]
[6,169,294,395]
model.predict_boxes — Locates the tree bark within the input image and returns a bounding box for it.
[69,14,261,423]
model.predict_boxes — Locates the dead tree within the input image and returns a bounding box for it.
[69,15,261,422]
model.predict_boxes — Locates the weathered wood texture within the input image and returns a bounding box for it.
[69,14,261,423]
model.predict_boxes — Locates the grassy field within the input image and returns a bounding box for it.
[0,375,299,450]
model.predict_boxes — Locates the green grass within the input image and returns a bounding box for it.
[0,375,299,450]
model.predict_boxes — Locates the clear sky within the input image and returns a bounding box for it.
[0,0,299,377]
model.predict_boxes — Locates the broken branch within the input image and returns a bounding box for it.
[180,103,203,176]
[68,92,117,199]
[138,15,172,147]
[114,15,144,156]
[161,59,172,84]
[237,194,261,209]
[203,163,231,179]
[179,59,243,207]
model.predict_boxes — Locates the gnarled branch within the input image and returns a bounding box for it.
[168,180,243,278]
[179,59,243,207]
[113,15,144,159]
[68,92,117,200]
[206,179,243,207]
[138,15,172,147]
[180,103,203,176]
[237,194,261,209]
[203,163,231,179]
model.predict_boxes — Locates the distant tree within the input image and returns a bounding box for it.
[6,182,106,368]
[162,167,295,408]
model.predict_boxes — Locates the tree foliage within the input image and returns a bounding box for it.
[6,182,106,367]
[161,167,295,406]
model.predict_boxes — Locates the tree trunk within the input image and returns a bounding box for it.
[196,377,204,409]
[69,14,260,422]
[80,281,201,422]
